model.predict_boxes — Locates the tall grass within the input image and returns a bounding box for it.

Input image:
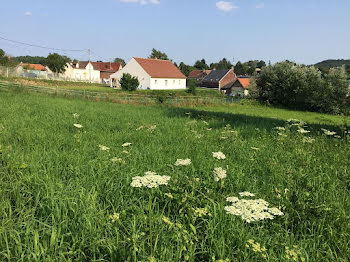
[0,90,349,261]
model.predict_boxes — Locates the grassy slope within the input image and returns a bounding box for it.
[0,90,349,261]
[0,77,224,97]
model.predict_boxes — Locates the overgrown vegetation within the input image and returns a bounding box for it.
[0,90,349,261]
[256,61,350,114]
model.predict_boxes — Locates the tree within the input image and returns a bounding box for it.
[120,73,139,91]
[11,55,47,66]
[149,48,169,60]
[234,61,247,75]
[256,60,266,68]
[0,49,9,66]
[194,59,209,70]
[46,53,70,74]
[210,58,233,70]
[114,58,126,66]
[179,62,195,77]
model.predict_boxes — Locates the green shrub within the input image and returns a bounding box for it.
[120,73,139,91]
[256,61,349,114]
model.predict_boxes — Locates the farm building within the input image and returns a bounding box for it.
[110,57,186,90]
[15,63,51,78]
[222,77,251,96]
[200,68,236,90]
[62,61,122,83]
[188,69,212,81]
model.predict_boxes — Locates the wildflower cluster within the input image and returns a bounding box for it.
[98,144,110,151]
[131,172,171,188]
[73,124,83,129]
[110,213,120,223]
[213,167,227,182]
[285,245,305,262]
[122,142,132,147]
[225,194,284,223]
[321,128,337,136]
[212,151,226,160]
[174,159,191,166]
[246,239,267,259]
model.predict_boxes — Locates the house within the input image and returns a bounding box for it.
[15,63,51,78]
[223,77,251,96]
[63,61,122,83]
[110,57,186,90]
[201,68,236,90]
[188,69,212,81]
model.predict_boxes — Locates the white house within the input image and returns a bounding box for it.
[110,57,186,90]
[62,61,122,83]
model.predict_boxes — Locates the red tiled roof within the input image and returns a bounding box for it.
[237,78,251,89]
[72,62,122,72]
[22,63,46,71]
[189,70,212,78]
[134,57,186,79]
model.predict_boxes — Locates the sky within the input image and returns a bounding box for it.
[0,0,349,65]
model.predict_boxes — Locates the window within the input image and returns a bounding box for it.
[173,80,175,85]
[165,80,168,86]
[155,80,158,85]
[178,80,181,85]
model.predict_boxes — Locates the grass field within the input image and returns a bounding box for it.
[0,76,224,97]
[0,89,349,261]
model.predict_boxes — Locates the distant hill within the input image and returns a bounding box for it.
[314,59,350,68]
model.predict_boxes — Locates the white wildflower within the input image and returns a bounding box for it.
[136,126,144,131]
[324,130,337,136]
[212,151,226,160]
[298,128,310,134]
[274,126,285,131]
[73,124,83,129]
[225,196,283,223]
[144,171,157,176]
[334,135,341,139]
[278,133,288,137]
[147,125,157,132]
[122,150,129,154]
[239,191,255,197]
[174,159,191,166]
[122,142,132,147]
[131,174,171,188]
[73,113,80,119]
[207,128,212,131]
[220,136,228,140]
[213,167,227,181]
[98,144,110,151]
[226,196,239,203]
[251,147,260,151]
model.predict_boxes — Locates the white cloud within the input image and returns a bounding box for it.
[120,0,160,5]
[216,1,238,12]
[255,3,265,9]
[24,11,32,16]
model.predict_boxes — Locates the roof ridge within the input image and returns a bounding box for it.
[133,57,171,62]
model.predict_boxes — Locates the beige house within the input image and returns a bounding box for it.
[62,61,122,83]
[110,57,186,90]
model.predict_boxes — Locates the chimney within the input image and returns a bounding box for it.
[231,66,234,73]
[154,57,158,60]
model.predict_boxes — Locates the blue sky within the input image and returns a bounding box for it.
[0,0,349,65]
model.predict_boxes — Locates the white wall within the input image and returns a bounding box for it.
[61,63,101,83]
[150,78,186,90]
[110,58,150,89]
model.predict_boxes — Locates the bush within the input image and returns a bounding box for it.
[120,73,139,91]
[186,78,197,95]
[256,61,350,114]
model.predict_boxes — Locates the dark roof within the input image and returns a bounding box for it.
[202,69,230,83]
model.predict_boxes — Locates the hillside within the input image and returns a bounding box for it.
[314,59,350,68]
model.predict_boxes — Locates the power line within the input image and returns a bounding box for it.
[0,35,86,52]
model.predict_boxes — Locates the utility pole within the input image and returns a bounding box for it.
[88,49,91,83]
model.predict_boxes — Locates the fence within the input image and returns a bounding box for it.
[0,81,242,106]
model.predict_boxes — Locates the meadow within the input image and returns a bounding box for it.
[0,89,349,261]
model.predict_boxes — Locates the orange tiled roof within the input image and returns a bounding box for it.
[237,78,251,89]
[134,57,186,79]
[189,69,212,78]
[22,63,47,71]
